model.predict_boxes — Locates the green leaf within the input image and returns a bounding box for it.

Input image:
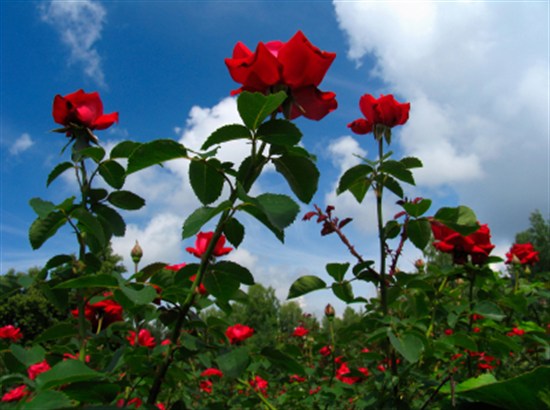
[273,154,319,204]
[388,330,424,363]
[474,301,505,321]
[107,191,145,210]
[384,220,401,239]
[332,281,354,303]
[400,156,423,169]
[34,322,78,343]
[29,211,67,250]
[43,254,73,271]
[326,263,350,282]
[237,91,287,130]
[20,390,73,410]
[189,158,224,205]
[257,119,302,146]
[54,274,118,289]
[10,344,45,366]
[383,175,404,198]
[449,333,478,352]
[213,261,254,285]
[93,204,126,237]
[441,373,497,394]
[236,154,266,193]
[98,160,126,189]
[46,162,74,187]
[380,160,415,185]
[240,203,284,243]
[110,140,141,159]
[261,347,306,376]
[127,139,187,174]
[224,217,245,248]
[35,359,103,390]
[434,205,479,235]
[201,124,251,150]
[407,218,432,250]
[75,146,106,163]
[288,275,326,299]
[255,193,300,230]
[203,270,240,302]
[337,164,373,196]
[119,283,157,305]
[453,366,550,410]
[402,199,432,217]
[29,198,56,218]
[62,381,119,404]
[182,200,232,239]
[216,346,250,379]
[72,207,106,248]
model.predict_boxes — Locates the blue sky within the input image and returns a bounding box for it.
[1,1,548,316]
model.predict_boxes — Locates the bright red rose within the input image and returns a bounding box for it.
[1,385,29,402]
[249,375,268,395]
[348,94,410,135]
[444,329,454,336]
[336,362,360,385]
[199,380,213,394]
[27,360,50,380]
[319,345,332,356]
[430,221,495,265]
[71,293,123,332]
[292,325,309,337]
[225,324,254,344]
[505,243,540,265]
[186,231,233,259]
[53,89,118,131]
[0,325,23,342]
[225,30,337,120]
[506,327,525,337]
[127,329,156,349]
[200,368,224,378]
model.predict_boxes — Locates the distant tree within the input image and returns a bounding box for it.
[514,209,550,274]
[279,301,304,334]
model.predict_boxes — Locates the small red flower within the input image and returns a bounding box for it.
[348,94,410,135]
[444,329,454,336]
[27,360,50,380]
[309,386,321,395]
[200,380,213,394]
[0,325,23,342]
[292,325,309,337]
[336,362,360,385]
[53,89,118,131]
[473,327,481,333]
[431,221,494,265]
[226,324,254,344]
[1,385,29,402]
[127,329,156,349]
[319,345,332,357]
[225,31,337,120]
[63,353,90,362]
[117,397,142,408]
[506,327,525,337]
[200,368,224,378]
[361,347,370,353]
[506,243,540,265]
[249,375,268,396]
[186,232,233,259]
[289,374,306,383]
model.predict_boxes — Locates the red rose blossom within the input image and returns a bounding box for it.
[1,385,29,402]
[225,30,337,120]
[225,324,254,344]
[0,325,23,342]
[506,327,525,337]
[249,375,268,395]
[71,293,123,332]
[505,243,540,265]
[53,89,118,132]
[336,362,360,385]
[430,221,495,265]
[127,329,156,349]
[292,325,309,337]
[200,368,224,378]
[319,345,332,356]
[186,231,233,259]
[348,94,410,135]
[27,360,50,380]
[200,379,213,394]
[116,397,142,408]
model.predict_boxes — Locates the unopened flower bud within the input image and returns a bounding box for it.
[131,241,143,264]
[414,259,425,270]
[325,303,335,318]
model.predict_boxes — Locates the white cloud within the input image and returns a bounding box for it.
[39,0,107,86]
[333,1,549,239]
[10,133,34,155]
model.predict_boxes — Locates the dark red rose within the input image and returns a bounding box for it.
[225,31,337,120]
[430,221,494,265]
[505,243,540,265]
[53,89,118,131]
[348,94,410,135]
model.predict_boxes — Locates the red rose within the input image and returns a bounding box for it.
[1,385,29,402]
[506,327,525,337]
[53,89,118,131]
[225,30,337,120]
[319,345,332,356]
[444,329,454,336]
[292,325,309,337]
[430,221,494,265]
[249,375,268,395]
[71,293,123,332]
[27,360,50,380]
[0,325,23,342]
[505,243,540,265]
[117,397,142,408]
[186,231,233,259]
[336,362,360,385]
[127,329,156,349]
[199,380,213,394]
[348,94,410,135]
[225,324,254,344]
[200,368,224,378]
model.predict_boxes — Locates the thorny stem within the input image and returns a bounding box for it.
[388,216,409,276]
[420,374,452,410]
